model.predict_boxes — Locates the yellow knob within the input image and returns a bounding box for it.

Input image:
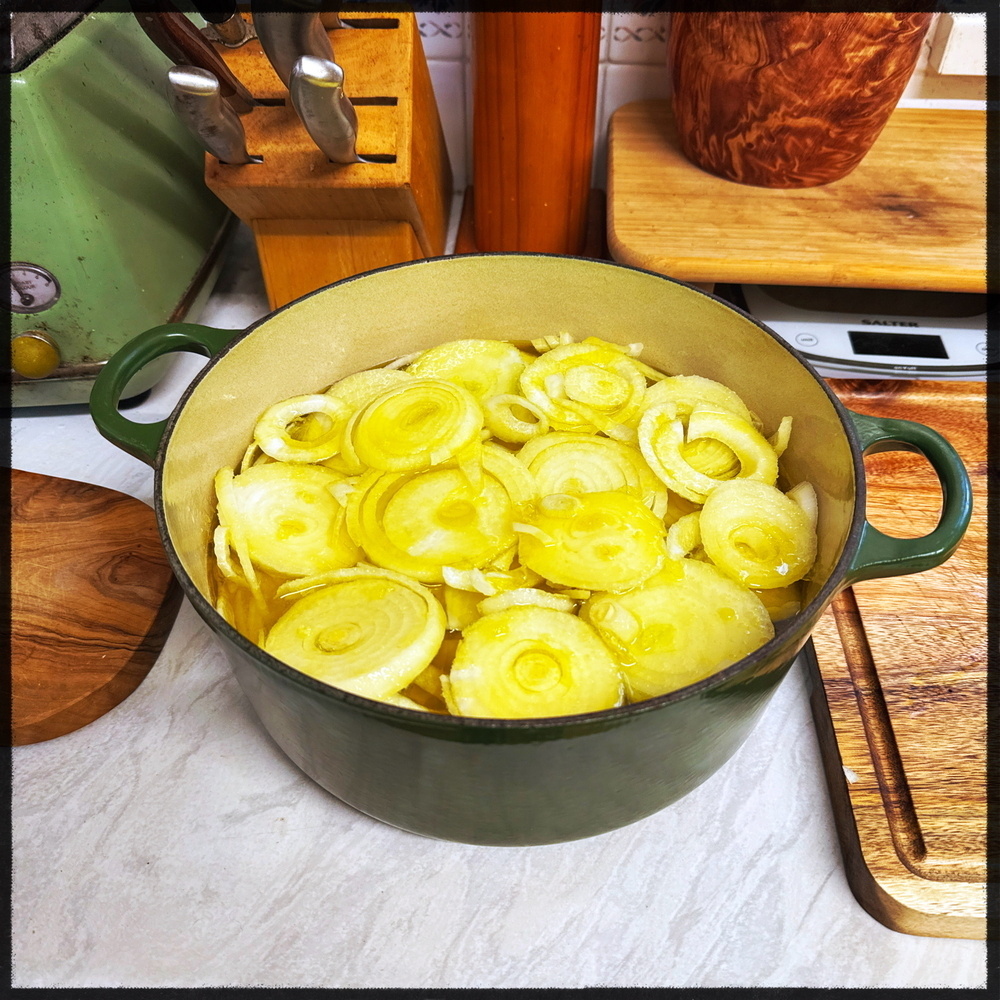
[11,331,61,379]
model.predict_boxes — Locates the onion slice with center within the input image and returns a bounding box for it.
[699,479,817,588]
[581,558,774,700]
[447,605,623,718]
[349,377,484,472]
[254,393,351,464]
[215,462,360,579]
[264,565,446,699]
[516,491,666,592]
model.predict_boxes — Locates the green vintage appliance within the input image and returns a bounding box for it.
[8,6,233,406]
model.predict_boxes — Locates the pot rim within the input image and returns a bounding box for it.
[154,252,868,730]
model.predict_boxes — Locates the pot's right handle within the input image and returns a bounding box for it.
[843,410,972,586]
[90,322,241,467]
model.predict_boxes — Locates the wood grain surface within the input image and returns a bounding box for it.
[471,12,601,253]
[251,217,422,307]
[607,101,986,292]
[206,13,451,308]
[11,470,181,746]
[668,12,932,188]
[807,379,987,939]
[455,186,609,261]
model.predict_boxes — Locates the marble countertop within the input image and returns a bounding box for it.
[11,222,987,989]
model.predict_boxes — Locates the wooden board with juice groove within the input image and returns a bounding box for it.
[607,101,986,293]
[806,379,987,939]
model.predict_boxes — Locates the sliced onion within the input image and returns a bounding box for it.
[447,605,623,718]
[214,466,262,605]
[699,479,817,588]
[325,367,413,411]
[519,340,647,433]
[530,332,575,353]
[637,402,778,503]
[665,511,701,560]
[378,691,434,712]
[477,587,576,616]
[482,393,550,444]
[581,558,774,699]
[516,491,666,592]
[768,416,794,458]
[685,406,778,485]
[405,338,527,401]
[254,393,351,463]
[349,377,483,472]
[441,584,484,630]
[517,431,668,518]
[346,445,532,583]
[786,480,819,532]
[216,462,360,579]
[643,374,759,428]
[264,565,446,699]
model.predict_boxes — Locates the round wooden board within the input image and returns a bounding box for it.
[11,469,182,746]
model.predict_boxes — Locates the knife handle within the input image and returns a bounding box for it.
[251,3,335,88]
[167,65,261,165]
[289,56,361,164]
[133,7,256,114]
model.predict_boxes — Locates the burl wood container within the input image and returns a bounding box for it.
[669,12,933,188]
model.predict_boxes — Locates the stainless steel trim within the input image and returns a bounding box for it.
[166,65,262,165]
[289,55,362,165]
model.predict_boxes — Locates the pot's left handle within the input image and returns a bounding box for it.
[90,322,241,466]
[844,410,972,586]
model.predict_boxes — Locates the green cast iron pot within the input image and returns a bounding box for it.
[90,254,972,846]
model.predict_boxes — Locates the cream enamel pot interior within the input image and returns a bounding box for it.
[90,254,971,846]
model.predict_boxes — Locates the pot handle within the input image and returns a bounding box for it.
[90,322,241,467]
[844,410,972,586]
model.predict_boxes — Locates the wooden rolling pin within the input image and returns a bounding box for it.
[471,12,601,253]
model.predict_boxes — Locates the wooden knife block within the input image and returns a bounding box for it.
[205,13,452,309]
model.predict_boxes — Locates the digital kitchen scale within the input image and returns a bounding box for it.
[735,285,991,381]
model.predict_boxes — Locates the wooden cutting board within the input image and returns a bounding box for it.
[806,379,987,939]
[607,101,986,293]
[10,469,182,745]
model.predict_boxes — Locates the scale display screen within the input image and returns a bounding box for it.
[848,330,949,359]
[736,284,989,380]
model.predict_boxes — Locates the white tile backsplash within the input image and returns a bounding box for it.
[591,62,607,190]
[599,12,611,62]
[593,62,672,188]
[601,61,673,118]
[417,11,466,61]
[425,58,468,193]
[608,12,670,65]
[419,11,987,196]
